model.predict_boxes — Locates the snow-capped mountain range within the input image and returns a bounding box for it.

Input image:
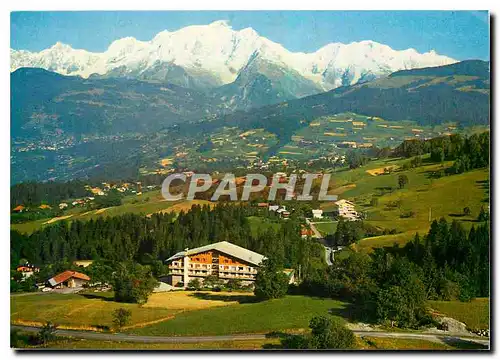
[11,20,456,89]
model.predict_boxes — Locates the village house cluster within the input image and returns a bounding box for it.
[12,182,159,213]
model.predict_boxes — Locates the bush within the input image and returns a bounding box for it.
[282,316,356,349]
[478,206,489,222]
[281,334,310,349]
[225,278,243,291]
[398,174,409,189]
[37,322,57,346]
[113,308,132,330]
[254,258,289,300]
[113,262,158,304]
[309,316,356,349]
[188,278,202,291]
[203,275,221,289]
[400,211,415,219]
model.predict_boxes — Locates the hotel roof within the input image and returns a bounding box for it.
[166,241,265,266]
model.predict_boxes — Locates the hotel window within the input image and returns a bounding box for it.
[238,266,244,271]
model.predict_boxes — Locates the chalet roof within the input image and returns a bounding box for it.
[17,265,40,272]
[48,271,90,287]
[13,205,25,211]
[166,241,265,266]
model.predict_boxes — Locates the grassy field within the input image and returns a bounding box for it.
[144,291,254,311]
[320,156,489,251]
[10,292,175,331]
[11,291,349,336]
[313,221,338,236]
[247,216,281,237]
[363,168,488,232]
[276,113,484,160]
[353,231,416,253]
[428,298,490,330]
[11,196,215,235]
[130,295,349,337]
[10,291,260,331]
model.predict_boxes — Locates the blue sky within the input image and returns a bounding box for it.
[11,11,489,60]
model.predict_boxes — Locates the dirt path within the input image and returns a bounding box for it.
[43,215,73,225]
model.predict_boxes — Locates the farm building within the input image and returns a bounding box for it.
[165,241,265,288]
[47,271,90,289]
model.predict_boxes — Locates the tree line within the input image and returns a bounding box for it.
[297,218,489,329]
[11,204,326,280]
[11,180,92,207]
[393,131,489,173]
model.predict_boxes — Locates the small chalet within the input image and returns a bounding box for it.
[59,203,68,210]
[16,264,40,278]
[12,205,25,213]
[47,271,90,289]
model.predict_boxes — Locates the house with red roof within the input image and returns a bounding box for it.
[47,271,90,289]
[12,205,25,213]
[16,264,40,279]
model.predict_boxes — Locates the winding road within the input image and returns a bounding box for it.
[306,218,333,265]
[11,325,489,347]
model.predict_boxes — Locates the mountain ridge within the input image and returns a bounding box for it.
[11,20,456,97]
[10,60,489,183]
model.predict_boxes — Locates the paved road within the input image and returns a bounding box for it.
[305,218,323,239]
[355,330,489,347]
[11,325,489,347]
[306,218,333,265]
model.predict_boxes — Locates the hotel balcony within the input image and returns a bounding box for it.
[218,272,256,280]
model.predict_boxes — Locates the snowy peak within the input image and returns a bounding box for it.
[208,19,231,27]
[10,20,457,91]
